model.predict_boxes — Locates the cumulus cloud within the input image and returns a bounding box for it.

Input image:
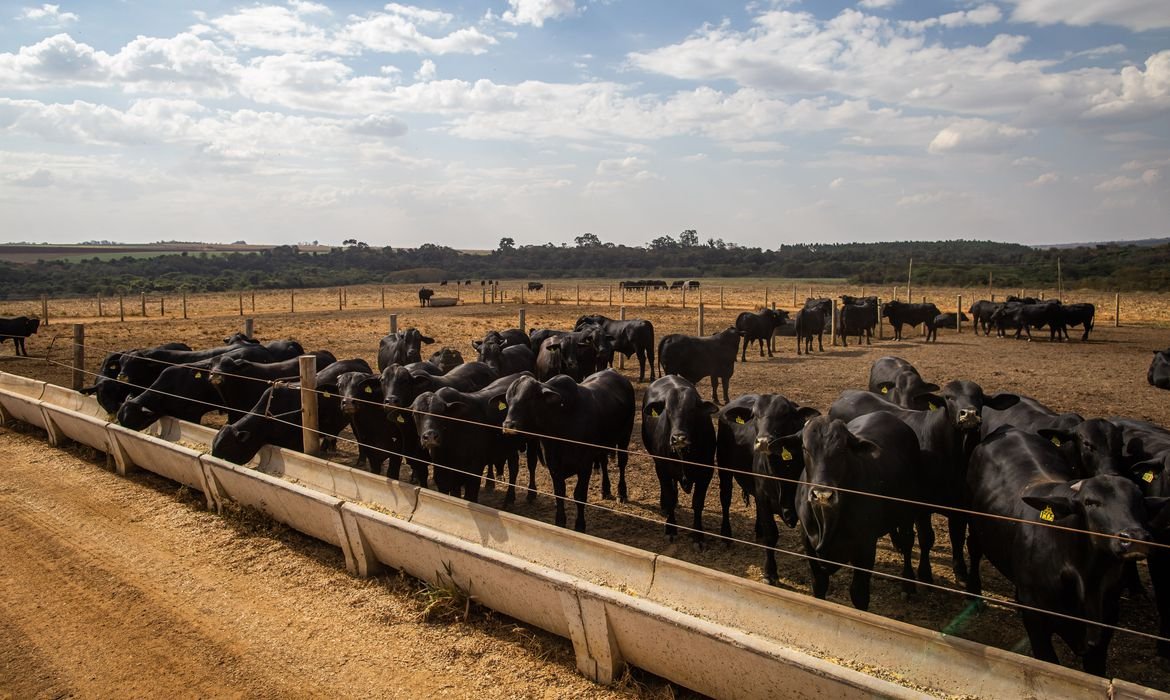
[16,3,77,25]
[1029,172,1059,186]
[342,6,497,55]
[1095,168,1161,191]
[1082,51,1170,120]
[415,59,437,81]
[5,167,55,187]
[904,4,1003,31]
[207,3,345,54]
[829,177,845,188]
[1005,0,1170,32]
[858,0,898,9]
[501,0,578,27]
[928,118,1032,153]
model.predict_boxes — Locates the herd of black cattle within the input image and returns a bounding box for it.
[4,292,1170,678]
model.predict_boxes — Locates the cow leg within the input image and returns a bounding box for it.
[915,511,935,585]
[718,467,734,541]
[849,545,876,611]
[1150,549,1170,658]
[939,516,964,583]
[615,445,629,503]
[816,332,823,352]
[965,530,984,597]
[525,441,540,502]
[573,465,590,532]
[483,461,496,492]
[766,336,774,357]
[551,473,568,528]
[689,467,713,550]
[1020,611,1060,665]
[646,346,656,381]
[709,376,719,405]
[758,502,780,585]
[598,453,613,500]
[758,338,765,357]
[720,375,730,405]
[656,465,679,541]
[739,338,747,362]
[464,472,482,504]
[503,450,520,509]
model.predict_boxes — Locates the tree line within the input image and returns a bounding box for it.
[1,234,1168,300]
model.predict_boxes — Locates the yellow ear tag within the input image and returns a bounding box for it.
[781,447,793,461]
[396,415,405,424]
[1144,471,1156,483]
[497,401,507,411]
[323,392,331,398]
[649,409,659,418]
[734,416,745,424]
[194,371,202,379]
[108,364,117,370]
[880,386,888,394]
[364,386,372,394]
[928,402,938,411]
[1051,436,1062,447]
[1039,506,1055,522]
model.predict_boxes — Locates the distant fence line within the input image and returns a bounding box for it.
[0,282,1152,328]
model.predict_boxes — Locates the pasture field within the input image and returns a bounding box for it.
[4,280,1170,693]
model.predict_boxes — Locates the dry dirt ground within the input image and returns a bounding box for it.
[4,283,1170,695]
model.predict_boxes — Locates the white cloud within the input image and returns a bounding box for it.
[5,167,55,187]
[829,177,845,188]
[858,0,898,9]
[927,118,1032,154]
[342,7,497,55]
[383,3,452,26]
[502,0,578,27]
[905,4,1003,31]
[208,3,343,54]
[415,59,437,81]
[897,190,963,207]
[1029,172,1059,186]
[1005,0,1170,31]
[727,141,787,153]
[1094,168,1161,191]
[1082,51,1170,120]
[1012,156,1049,167]
[681,153,708,162]
[16,3,77,25]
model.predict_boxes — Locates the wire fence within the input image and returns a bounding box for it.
[3,331,1170,652]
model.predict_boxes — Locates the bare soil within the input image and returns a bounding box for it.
[4,282,1170,694]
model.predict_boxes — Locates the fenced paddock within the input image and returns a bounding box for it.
[4,280,1170,695]
[2,375,1166,699]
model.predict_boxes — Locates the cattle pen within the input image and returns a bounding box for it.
[2,278,1170,697]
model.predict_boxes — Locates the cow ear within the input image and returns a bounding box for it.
[700,401,719,416]
[847,433,881,461]
[420,335,435,344]
[644,401,665,419]
[541,388,562,408]
[722,406,752,427]
[916,393,945,412]
[984,392,1020,411]
[1130,458,1164,487]
[796,407,821,424]
[875,382,895,396]
[235,429,251,443]
[1037,429,1076,449]
[1021,482,1075,519]
[775,433,803,463]
[471,340,482,350]
[488,393,508,414]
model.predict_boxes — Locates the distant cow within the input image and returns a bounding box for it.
[658,327,739,404]
[528,282,543,291]
[794,305,825,355]
[576,314,655,382]
[476,339,535,376]
[882,301,941,342]
[1151,350,1170,390]
[932,311,969,329]
[1056,303,1096,341]
[0,316,40,356]
[734,308,789,361]
[377,328,435,371]
[838,296,878,347]
[418,288,434,307]
[989,301,1065,342]
[968,300,1002,336]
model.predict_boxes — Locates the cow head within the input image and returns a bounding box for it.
[798,416,882,551]
[1040,419,1125,478]
[941,380,1019,431]
[642,377,717,462]
[116,398,158,431]
[1022,476,1160,561]
[211,424,264,465]
[429,347,464,373]
[502,375,567,435]
[337,371,381,416]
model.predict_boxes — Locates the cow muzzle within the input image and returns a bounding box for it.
[501,420,519,435]
[419,431,440,449]
[754,436,772,454]
[209,373,223,386]
[1115,529,1152,561]
[956,408,980,428]
[809,488,836,506]
[669,433,689,453]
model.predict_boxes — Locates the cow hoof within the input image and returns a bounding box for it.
[763,575,779,586]
[526,491,537,503]
[601,490,614,500]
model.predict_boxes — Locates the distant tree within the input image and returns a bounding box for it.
[648,235,678,250]
[498,236,516,251]
[575,232,602,247]
[679,229,699,247]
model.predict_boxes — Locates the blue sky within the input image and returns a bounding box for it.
[1,0,1167,249]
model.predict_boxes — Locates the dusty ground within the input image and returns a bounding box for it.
[4,281,1170,694]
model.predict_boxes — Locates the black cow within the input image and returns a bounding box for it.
[380,361,498,485]
[575,314,655,382]
[867,357,940,410]
[534,336,567,381]
[882,301,941,342]
[787,413,922,610]
[641,376,720,546]
[412,373,534,507]
[527,328,567,354]
[102,338,304,415]
[734,308,789,361]
[476,339,535,376]
[794,306,825,355]
[418,288,434,307]
[80,342,191,397]
[527,282,543,291]
[208,351,337,423]
[1152,350,1170,390]
[1006,295,1041,305]
[658,327,739,404]
[475,328,530,352]
[209,360,368,465]
[336,370,396,475]
[532,332,598,382]
[377,328,435,371]
[1056,303,1095,341]
[968,300,1002,336]
[989,301,1065,341]
[932,311,968,329]
[829,380,1019,583]
[966,427,1162,675]
[717,394,820,583]
[427,347,464,373]
[502,370,634,530]
[838,296,878,347]
[0,316,40,356]
[980,397,1125,480]
[980,394,1083,436]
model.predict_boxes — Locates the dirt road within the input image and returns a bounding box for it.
[0,426,662,699]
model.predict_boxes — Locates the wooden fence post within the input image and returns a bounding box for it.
[619,307,626,369]
[877,298,884,340]
[720,286,724,310]
[291,291,295,313]
[697,303,705,336]
[182,292,187,320]
[251,292,256,313]
[381,287,386,309]
[160,297,165,317]
[608,285,613,307]
[119,295,125,322]
[1115,293,1121,328]
[141,292,146,317]
[41,295,48,326]
[97,293,103,318]
[389,315,398,335]
[244,318,254,338]
[72,324,84,392]
[957,295,963,333]
[576,285,580,306]
[338,288,343,311]
[644,286,648,308]
[831,300,839,347]
[299,355,320,456]
[518,308,527,335]
[682,286,687,309]
[239,293,244,316]
[792,285,797,307]
[764,287,768,309]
